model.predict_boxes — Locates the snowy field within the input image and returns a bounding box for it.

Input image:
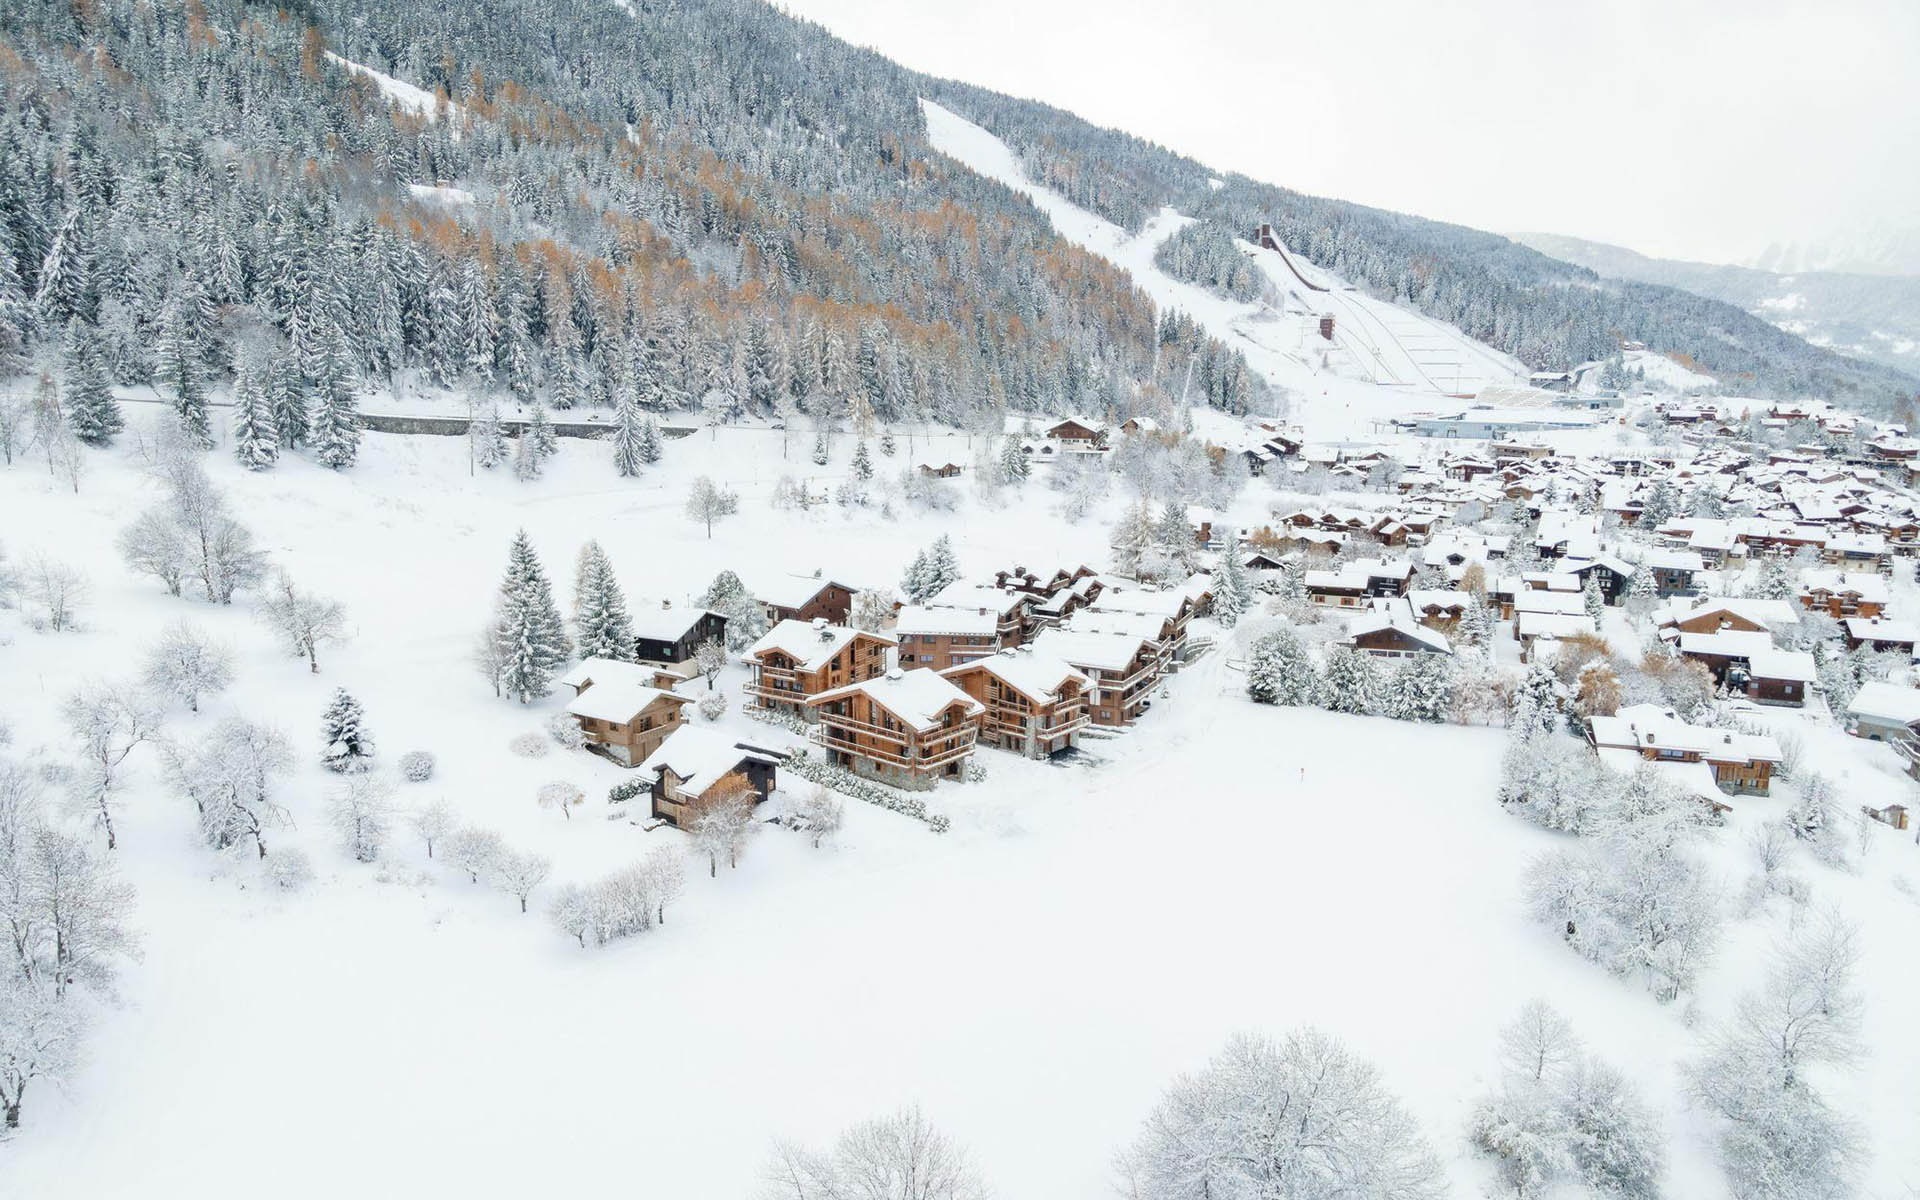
[3,412,1920,1198]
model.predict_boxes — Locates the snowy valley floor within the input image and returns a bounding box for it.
[2,423,1919,1198]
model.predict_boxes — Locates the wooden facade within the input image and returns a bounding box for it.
[633,608,729,665]
[742,622,895,714]
[807,671,983,787]
[941,659,1091,759]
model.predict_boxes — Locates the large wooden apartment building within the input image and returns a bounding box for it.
[742,619,895,715]
[807,668,984,787]
[941,651,1093,759]
[1028,627,1159,726]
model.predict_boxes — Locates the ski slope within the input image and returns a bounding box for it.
[918,98,1523,434]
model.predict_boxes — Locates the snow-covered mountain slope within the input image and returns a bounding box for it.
[1518,230,1920,377]
[919,99,1523,437]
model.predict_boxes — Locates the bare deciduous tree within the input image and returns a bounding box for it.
[259,574,348,673]
[62,683,162,850]
[763,1107,990,1200]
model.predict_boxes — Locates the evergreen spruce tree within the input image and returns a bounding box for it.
[1153,499,1195,580]
[1582,574,1605,624]
[1387,653,1454,723]
[811,428,830,465]
[158,295,211,448]
[62,317,122,444]
[851,439,873,482]
[1212,534,1251,628]
[638,416,663,464]
[492,529,572,703]
[572,540,635,661]
[998,435,1029,484]
[473,405,510,469]
[512,425,541,481]
[1625,565,1659,616]
[1245,628,1316,706]
[0,249,28,380]
[900,548,932,603]
[267,352,307,449]
[612,386,644,477]
[231,361,279,470]
[1513,658,1562,733]
[925,534,959,596]
[320,688,375,773]
[528,402,558,462]
[308,320,361,469]
[879,429,896,457]
[1320,645,1380,715]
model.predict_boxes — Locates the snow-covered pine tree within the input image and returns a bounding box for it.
[879,429,896,456]
[1212,534,1250,628]
[1387,653,1454,723]
[1319,645,1379,715]
[61,317,121,445]
[266,352,306,449]
[573,540,635,661]
[307,319,361,469]
[611,386,644,477]
[900,548,932,603]
[1246,627,1316,706]
[998,435,1029,484]
[851,439,873,482]
[157,294,211,448]
[0,248,28,380]
[811,427,830,465]
[230,360,278,470]
[1153,499,1196,580]
[513,423,541,481]
[319,687,375,773]
[698,569,769,651]
[1513,658,1562,733]
[1582,574,1605,623]
[528,402,558,462]
[638,416,663,464]
[925,535,959,595]
[492,530,572,703]
[472,405,509,469]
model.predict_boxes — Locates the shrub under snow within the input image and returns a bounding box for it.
[509,732,549,758]
[398,750,436,782]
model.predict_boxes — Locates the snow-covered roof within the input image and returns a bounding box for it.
[925,581,1025,617]
[1654,596,1800,629]
[1801,570,1890,604]
[1843,617,1919,644]
[1029,628,1150,673]
[1677,630,1775,659]
[1089,587,1189,619]
[1516,612,1596,640]
[893,605,1000,637]
[1590,703,1781,764]
[637,727,781,794]
[564,666,688,725]
[630,606,722,643]
[1846,682,1920,725]
[943,650,1092,705]
[1344,610,1452,654]
[811,668,983,731]
[1746,648,1817,683]
[747,619,892,669]
[754,574,855,610]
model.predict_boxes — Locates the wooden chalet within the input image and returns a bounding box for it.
[632,605,729,665]
[894,604,1008,671]
[1798,571,1889,618]
[1589,704,1783,797]
[807,668,984,787]
[755,574,861,625]
[636,727,785,828]
[1842,616,1919,655]
[557,659,694,767]
[743,619,895,714]
[941,651,1093,759]
[1028,627,1159,726]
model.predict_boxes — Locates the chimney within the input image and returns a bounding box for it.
[887,667,904,681]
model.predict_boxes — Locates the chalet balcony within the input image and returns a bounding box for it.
[983,706,1089,745]
[808,713,978,773]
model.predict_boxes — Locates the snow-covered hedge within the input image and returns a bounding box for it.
[546,714,586,749]
[744,704,810,736]
[264,847,314,892]
[510,732,549,758]
[607,777,650,805]
[782,749,950,834]
[399,750,435,782]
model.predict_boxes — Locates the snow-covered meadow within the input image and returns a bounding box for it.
[1,411,1918,1199]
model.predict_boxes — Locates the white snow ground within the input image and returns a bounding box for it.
[2,412,1919,1198]
[918,99,1525,440]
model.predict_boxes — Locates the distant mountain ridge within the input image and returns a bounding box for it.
[1512,232,1920,377]
[1749,226,1920,278]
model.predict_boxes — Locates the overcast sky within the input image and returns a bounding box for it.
[779,0,1920,268]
